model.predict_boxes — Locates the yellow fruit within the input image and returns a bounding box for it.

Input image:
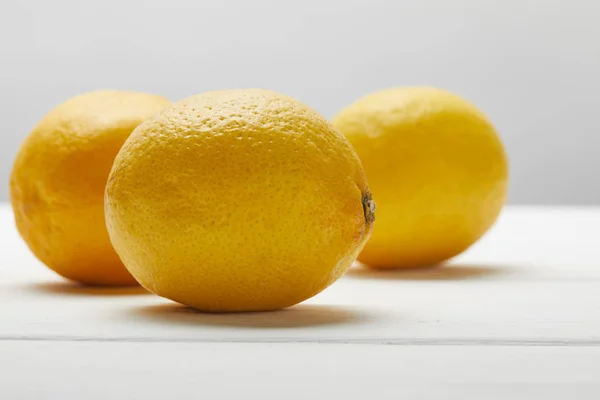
[10,90,170,285]
[105,89,374,312]
[333,87,508,269]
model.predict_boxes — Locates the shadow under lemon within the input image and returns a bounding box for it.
[130,303,377,329]
[24,281,149,296]
[345,262,511,281]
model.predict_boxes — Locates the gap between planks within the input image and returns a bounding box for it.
[2,336,600,347]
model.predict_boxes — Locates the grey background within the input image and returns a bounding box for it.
[1,0,598,204]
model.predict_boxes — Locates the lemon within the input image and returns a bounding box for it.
[10,90,170,285]
[333,87,508,269]
[105,89,374,312]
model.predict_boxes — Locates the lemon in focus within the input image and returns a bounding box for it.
[10,90,170,285]
[333,87,508,269]
[105,89,374,312]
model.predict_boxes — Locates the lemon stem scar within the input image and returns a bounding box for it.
[362,191,376,224]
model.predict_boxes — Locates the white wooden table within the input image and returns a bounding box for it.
[1,204,599,399]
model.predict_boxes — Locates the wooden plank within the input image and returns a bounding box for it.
[1,341,599,400]
[2,205,600,344]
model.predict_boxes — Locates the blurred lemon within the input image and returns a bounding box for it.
[333,87,508,269]
[10,90,170,285]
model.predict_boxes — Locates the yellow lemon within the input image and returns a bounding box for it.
[333,87,508,269]
[105,89,374,312]
[10,90,170,285]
